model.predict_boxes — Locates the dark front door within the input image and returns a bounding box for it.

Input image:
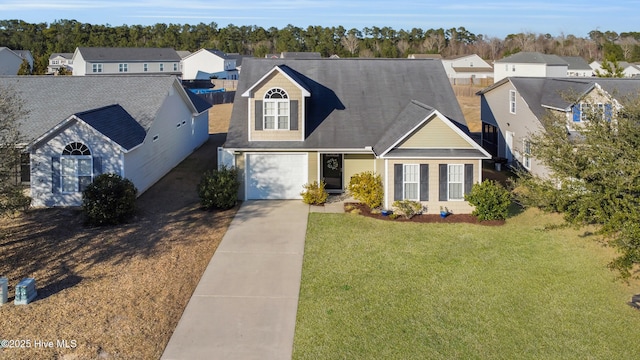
[322,154,343,191]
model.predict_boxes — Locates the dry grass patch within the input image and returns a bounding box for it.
[0,136,237,359]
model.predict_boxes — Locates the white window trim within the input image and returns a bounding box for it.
[523,139,532,170]
[92,63,103,73]
[119,63,128,72]
[402,164,419,201]
[448,164,464,201]
[509,90,516,114]
[143,63,148,72]
[61,155,93,194]
[159,63,164,71]
[263,88,290,130]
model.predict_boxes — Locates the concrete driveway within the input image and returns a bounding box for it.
[161,200,309,360]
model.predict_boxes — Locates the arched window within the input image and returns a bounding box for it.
[263,88,289,130]
[61,142,93,193]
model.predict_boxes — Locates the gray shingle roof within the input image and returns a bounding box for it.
[560,56,591,70]
[49,53,73,60]
[373,100,436,155]
[76,47,181,62]
[226,58,465,150]
[495,52,567,66]
[75,104,146,150]
[0,75,182,143]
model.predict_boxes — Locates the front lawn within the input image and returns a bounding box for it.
[293,209,640,359]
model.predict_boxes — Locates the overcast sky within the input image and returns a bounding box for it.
[0,0,637,38]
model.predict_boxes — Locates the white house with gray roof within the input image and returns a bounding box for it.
[180,49,239,80]
[494,52,569,82]
[222,58,490,213]
[0,75,211,207]
[0,47,33,75]
[477,77,640,177]
[47,53,74,74]
[71,47,182,76]
[441,54,494,80]
[590,60,640,78]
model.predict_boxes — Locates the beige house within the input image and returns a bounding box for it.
[222,58,491,213]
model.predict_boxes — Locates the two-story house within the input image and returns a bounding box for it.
[71,47,182,76]
[494,52,569,82]
[180,49,239,80]
[477,77,640,177]
[47,53,74,74]
[0,47,33,75]
[221,58,491,213]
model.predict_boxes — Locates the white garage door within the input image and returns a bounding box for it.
[246,153,308,199]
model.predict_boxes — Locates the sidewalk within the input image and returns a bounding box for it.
[161,200,310,360]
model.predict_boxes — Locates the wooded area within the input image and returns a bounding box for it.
[1,19,639,74]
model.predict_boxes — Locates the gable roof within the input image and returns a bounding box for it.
[75,104,146,151]
[0,75,206,145]
[49,53,74,60]
[226,58,466,151]
[559,56,591,70]
[75,47,181,62]
[495,52,567,66]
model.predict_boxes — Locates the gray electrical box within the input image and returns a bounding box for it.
[0,277,7,305]
[14,278,37,305]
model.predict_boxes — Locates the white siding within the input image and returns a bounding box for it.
[181,50,228,80]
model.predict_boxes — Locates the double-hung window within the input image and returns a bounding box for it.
[119,63,128,72]
[159,63,164,72]
[92,63,103,73]
[509,90,516,114]
[263,88,289,130]
[448,164,464,200]
[523,139,531,170]
[403,164,419,200]
[143,63,148,72]
[60,142,92,193]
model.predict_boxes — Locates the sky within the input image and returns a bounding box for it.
[0,0,638,38]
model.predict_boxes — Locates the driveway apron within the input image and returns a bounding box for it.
[162,200,309,360]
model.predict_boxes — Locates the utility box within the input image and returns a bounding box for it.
[14,278,37,305]
[0,277,7,305]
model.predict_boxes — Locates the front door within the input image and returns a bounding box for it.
[321,154,343,192]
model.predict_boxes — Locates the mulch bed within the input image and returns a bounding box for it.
[344,202,505,226]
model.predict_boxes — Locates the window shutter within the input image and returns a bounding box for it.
[572,104,581,122]
[419,164,429,201]
[52,157,60,194]
[290,100,298,130]
[255,100,263,130]
[605,103,612,122]
[93,157,102,177]
[438,164,447,201]
[464,164,474,195]
[394,164,403,201]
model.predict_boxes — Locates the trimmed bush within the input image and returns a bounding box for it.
[197,165,240,210]
[392,200,424,219]
[347,171,384,209]
[301,181,329,205]
[464,180,511,221]
[82,173,137,226]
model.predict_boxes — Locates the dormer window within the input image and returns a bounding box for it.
[264,88,290,130]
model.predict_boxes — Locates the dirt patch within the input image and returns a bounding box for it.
[453,84,483,133]
[344,202,505,226]
[0,131,236,357]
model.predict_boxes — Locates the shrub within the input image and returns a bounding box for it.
[301,181,329,205]
[82,173,137,226]
[464,180,511,221]
[392,200,424,219]
[197,165,240,210]
[347,171,383,209]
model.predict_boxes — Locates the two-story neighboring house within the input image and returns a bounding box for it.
[494,52,569,82]
[47,53,74,74]
[0,47,33,75]
[71,47,181,76]
[590,61,640,77]
[477,77,640,177]
[441,54,494,81]
[180,49,239,80]
[221,58,491,213]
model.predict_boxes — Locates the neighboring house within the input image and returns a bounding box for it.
[494,52,568,82]
[590,61,640,77]
[441,54,494,80]
[477,77,640,177]
[47,53,74,74]
[0,47,30,75]
[561,56,593,77]
[265,52,322,59]
[408,54,443,59]
[71,47,182,76]
[221,58,491,213]
[180,49,239,80]
[0,75,211,207]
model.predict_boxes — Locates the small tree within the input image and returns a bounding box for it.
[465,180,511,221]
[0,84,30,216]
[594,58,624,78]
[17,59,31,75]
[347,171,383,209]
[82,173,137,226]
[197,166,240,210]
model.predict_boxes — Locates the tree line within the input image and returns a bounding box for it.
[1,19,639,74]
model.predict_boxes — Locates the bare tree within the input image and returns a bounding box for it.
[618,36,638,61]
[340,33,360,56]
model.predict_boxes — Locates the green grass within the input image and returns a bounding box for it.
[293,209,640,360]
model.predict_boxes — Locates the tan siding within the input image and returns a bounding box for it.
[343,154,375,185]
[235,154,245,200]
[399,116,473,148]
[308,152,318,182]
[385,159,480,214]
[249,71,304,141]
